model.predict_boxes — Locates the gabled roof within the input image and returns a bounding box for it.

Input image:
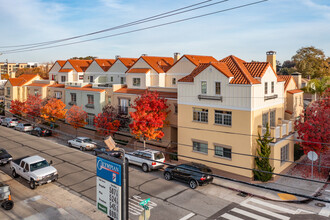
[65,59,93,72]
[127,68,151,74]
[8,74,39,86]
[278,75,297,90]
[287,89,303,94]
[117,58,138,68]
[59,69,73,73]
[167,54,218,73]
[57,60,66,67]
[179,62,233,82]
[27,83,50,87]
[140,56,174,73]
[94,59,116,71]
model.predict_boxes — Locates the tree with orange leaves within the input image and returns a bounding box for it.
[10,100,25,116]
[129,91,169,149]
[94,111,121,137]
[65,105,87,136]
[25,94,43,119]
[41,98,67,126]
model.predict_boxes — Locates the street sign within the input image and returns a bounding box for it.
[139,198,150,207]
[307,151,318,161]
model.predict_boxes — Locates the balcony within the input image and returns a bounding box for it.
[92,83,113,88]
[198,94,222,101]
[85,104,94,109]
[264,94,278,101]
[118,106,129,115]
[258,119,295,143]
[65,82,88,87]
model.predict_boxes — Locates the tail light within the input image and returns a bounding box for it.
[42,130,46,133]
[200,177,206,181]
[151,162,156,165]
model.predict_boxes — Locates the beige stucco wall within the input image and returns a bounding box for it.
[166,57,196,88]
[48,87,66,103]
[270,135,294,175]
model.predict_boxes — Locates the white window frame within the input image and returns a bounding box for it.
[133,78,141,87]
[201,81,207,94]
[214,145,232,159]
[193,108,208,123]
[215,110,232,126]
[193,141,208,154]
[215,82,221,95]
[55,91,62,99]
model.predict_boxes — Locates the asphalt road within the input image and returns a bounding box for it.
[0,126,327,220]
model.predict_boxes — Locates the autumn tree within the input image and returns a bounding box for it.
[292,46,330,79]
[65,105,87,136]
[102,104,130,131]
[25,94,43,119]
[10,100,25,116]
[15,67,48,79]
[40,98,67,126]
[302,77,330,100]
[295,96,329,173]
[129,91,169,149]
[94,111,120,136]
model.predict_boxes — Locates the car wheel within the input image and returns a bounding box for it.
[164,172,172,181]
[142,163,149,172]
[80,146,84,151]
[68,143,72,147]
[12,169,19,178]
[189,179,198,189]
[29,179,36,189]
[1,200,14,210]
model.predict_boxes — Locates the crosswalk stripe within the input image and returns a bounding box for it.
[248,198,296,214]
[240,202,290,220]
[221,213,244,220]
[231,208,271,220]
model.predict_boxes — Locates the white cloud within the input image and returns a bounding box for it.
[302,0,330,18]
[98,0,132,11]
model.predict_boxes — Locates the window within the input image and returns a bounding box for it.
[55,91,62,99]
[61,76,66,82]
[133,78,141,86]
[193,141,208,154]
[264,82,268,95]
[271,81,274,93]
[52,75,55,80]
[281,144,289,164]
[270,110,276,127]
[215,82,221,95]
[6,87,10,96]
[193,108,208,122]
[121,77,125,84]
[174,104,178,114]
[87,114,95,126]
[172,78,176,85]
[71,93,76,102]
[201,81,207,94]
[87,95,94,105]
[110,76,113,82]
[214,145,232,159]
[262,112,269,127]
[215,110,232,126]
[34,89,39,96]
[79,75,83,80]
[90,76,94,83]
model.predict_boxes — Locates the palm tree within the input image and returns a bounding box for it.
[302,77,329,100]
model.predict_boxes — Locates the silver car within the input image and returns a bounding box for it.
[2,118,19,127]
[67,137,97,151]
[125,149,165,172]
[15,123,33,132]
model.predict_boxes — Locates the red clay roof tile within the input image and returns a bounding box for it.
[8,74,39,86]
[27,83,50,87]
[114,87,177,99]
[127,68,151,73]
[117,58,138,68]
[140,56,174,73]
[65,59,92,72]
[48,83,65,88]
[287,89,303,94]
[59,69,73,73]
[94,59,116,72]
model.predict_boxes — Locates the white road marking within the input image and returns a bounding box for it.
[240,201,290,220]
[23,195,42,203]
[231,208,271,220]
[221,213,244,220]
[247,198,296,214]
[179,212,195,220]
[319,197,330,217]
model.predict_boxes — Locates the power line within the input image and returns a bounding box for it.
[1,0,269,54]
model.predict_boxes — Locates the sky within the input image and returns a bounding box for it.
[0,0,329,64]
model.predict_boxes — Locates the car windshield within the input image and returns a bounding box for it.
[198,167,212,173]
[154,152,164,160]
[82,138,93,143]
[24,124,31,126]
[12,119,18,121]
[0,149,8,154]
[30,160,50,172]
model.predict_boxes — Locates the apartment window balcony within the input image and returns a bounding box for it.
[65,82,89,87]
[92,83,113,88]
[85,104,94,109]
[118,106,129,115]
[198,94,222,101]
[264,94,278,101]
[258,119,295,143]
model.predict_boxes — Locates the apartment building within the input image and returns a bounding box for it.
[177,52,298,179]
[84,59,115,85]
[26,80,55,99]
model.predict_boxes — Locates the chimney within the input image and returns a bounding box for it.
[174,52,181,62]
[115,55,121,59]
[141,54,148,56]
[266,51,276,72]
[292,72,302,89]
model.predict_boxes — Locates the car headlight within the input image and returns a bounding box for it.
[35,177,41,181]
[54,171,58,175]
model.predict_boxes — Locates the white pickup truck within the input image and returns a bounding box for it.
[10,155,58,189]
[125,149,165,172]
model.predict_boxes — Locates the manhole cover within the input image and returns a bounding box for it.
[315,203,326,207]
[237,192,248,197]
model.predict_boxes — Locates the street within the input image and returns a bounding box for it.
[0,126,327,220]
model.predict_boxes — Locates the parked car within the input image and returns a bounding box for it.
[1,118,19,128]
[15,123,33,132]
[0,149,12,165]
[30,126,52,137]
[163,163,213,189]
[0,116,6,124]
[67,137,97,151]
[10,155,58,189]
[125,149,165,172]
[93,147,121,158]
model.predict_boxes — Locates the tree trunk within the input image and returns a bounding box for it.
[143,139,146,150]
[318,153,322,173]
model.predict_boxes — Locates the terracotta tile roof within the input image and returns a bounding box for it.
[65,59,93,72]
[57,60,66,67]
[94,59,116,72]
[66,84,105,92]
[244,62,269,78]
[59,69,73,73]
[140,56,174,73]
[287,89,303,94]
[114,87,177,99]
[178,62,233,82]
[27,83,50,87]
[8,74,39,86]
[183,55,218,66]
[278,75,296,90]
[117,58,138,68]
[127,68,151,74]
[48,83,65,88]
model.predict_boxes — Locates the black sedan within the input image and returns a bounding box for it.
[31,126,52,137]
[93,147,121,158]
[164,163,213,189]
[0,148,12,165]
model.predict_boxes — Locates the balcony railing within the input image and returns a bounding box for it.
[92,83,113,88]
[264,94,278,101]
[198,94,222,101]
[65,82,88,87]
[118,106,129,115]
[258,119,295,143]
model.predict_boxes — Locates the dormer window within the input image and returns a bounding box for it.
[264,82,268,95]
[201,81,207,94]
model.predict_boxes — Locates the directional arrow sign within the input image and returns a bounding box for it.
[139,198,150,207]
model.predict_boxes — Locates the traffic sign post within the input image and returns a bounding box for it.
[307,151,318,180]
[139,198,150,220]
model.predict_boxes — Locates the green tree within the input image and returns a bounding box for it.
[292,46,329,79]
[70,56,97,60]
[302,77,330,100]
[253,124,274,182]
